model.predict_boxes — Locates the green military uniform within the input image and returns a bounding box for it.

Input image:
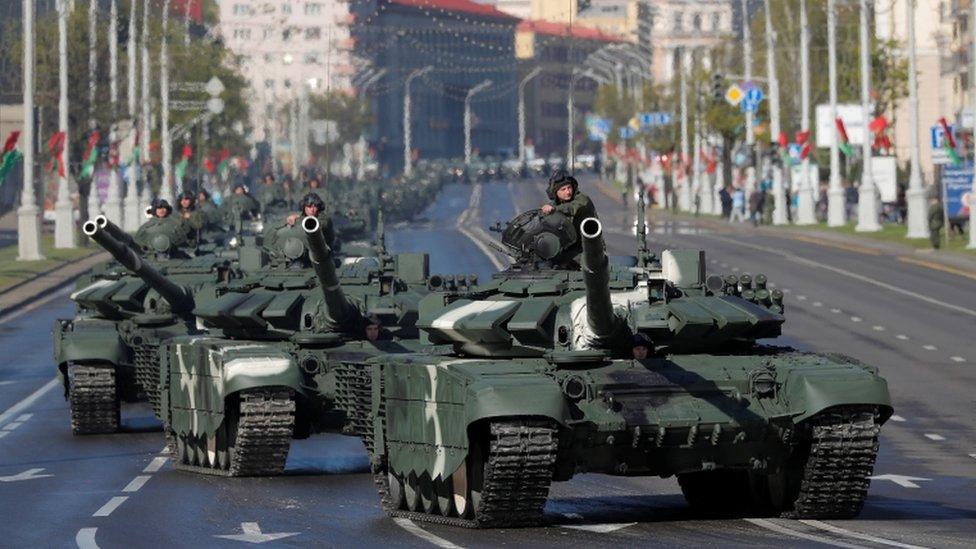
[220,192,260,225]
[197,200,221,226]
[547,177,598,231]
[263,212,337,267]
[927,200,944,249]
[134,215,191,252]
[255,181,288,212]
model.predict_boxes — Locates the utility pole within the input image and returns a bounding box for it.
[827,0,844,226]
[88,0,98,129]
[518,66,543,164]
[124,0,142,231]
[796,0,816,224]
[969,1,976,248]
[184,0,192,45]
[679,48,690,211]
[465,80,492,167]
[403,66,431,176]
[764,0,787,225]
[18,0,43,260]
[139,0,151,212]
[903,0,927,238]
[103,0,123,225]
[742,0,756,194]
[55,0,76,248]
[856,0,881,231]
[160,0,173,203]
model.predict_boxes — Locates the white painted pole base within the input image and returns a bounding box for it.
[795,187,816,225]
[855,186,881,232]
[772,167,788,225]
[827,187,846,226]
[86,188,101,223]
[54,176,76,248]
[103,170,123,226]
[123,166,141,232]
[17,204,44,260]
[904,187,929,239]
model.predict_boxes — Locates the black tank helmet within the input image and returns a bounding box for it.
[546,168,578,201]
[299,192,326,212]
[147,198,173,216]
[178,191,196,210]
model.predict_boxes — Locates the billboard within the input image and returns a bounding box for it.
[941,163,973,219]
[815,104,867,148]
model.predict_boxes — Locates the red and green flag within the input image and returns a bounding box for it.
[938,117,961,165]
[216,149,232,179]
[174,144,193,182]
[80,131,101,179]
[46,131,66,176]
[0,131,22,184]
[835,118,854,157]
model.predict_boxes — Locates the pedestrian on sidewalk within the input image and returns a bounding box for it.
[749,186,762,226]
[730,187,747,223]
[928,195,944,250]
[719,186,732,218]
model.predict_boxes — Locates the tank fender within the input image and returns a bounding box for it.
[162,337,303,438]
[780,354,893,424]
[52,319,127,392]
[384,362,567,481]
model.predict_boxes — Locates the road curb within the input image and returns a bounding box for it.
[0,252,109,319]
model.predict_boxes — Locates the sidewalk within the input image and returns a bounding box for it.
[585,176,976,276]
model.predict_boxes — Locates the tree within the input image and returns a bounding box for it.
[306,91,371,170]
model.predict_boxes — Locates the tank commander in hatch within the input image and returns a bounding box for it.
[632,333,652,360]
[541,169,598,230]
[365,314,383,342]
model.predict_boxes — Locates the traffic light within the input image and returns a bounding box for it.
[711,73,724,101]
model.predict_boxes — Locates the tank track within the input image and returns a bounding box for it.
[173,389,295,477]
[133,342,161,415]
[381,420,558,528]
[334,364,375,452]
[68,364,120,435]
[785,406,880,519]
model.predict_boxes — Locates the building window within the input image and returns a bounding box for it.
[233,28,251,40]
[282,2,292,14]
[673,12,683,32]
[265,79,275,89]
[306,26,322,40]
[304,52,320,64]
[692,12,702,31]
[263,27,274,39]
[712,12,722,32]
[232,4,251,16]
[284,78,293,89]
[282,28,292,41]
[305,2,322,15]
[264,53,273,63]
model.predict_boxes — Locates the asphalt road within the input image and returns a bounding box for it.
[0,178,974,548]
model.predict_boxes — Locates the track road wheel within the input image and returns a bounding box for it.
[451,460,471,518]
[67,363,120,435]
[419,474,437,514]
[387,471,406,511]
[435,476,456,517]
[404,472,423,511]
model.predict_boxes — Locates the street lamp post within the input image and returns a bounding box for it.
[124,0,142,232]
[55,0,75,249]
[403,66,432,177]
[741,0,756,194]
[18,0,43,261]
[518,67,543,164]
[968,2,976,248]
[139,0,151,214]
[104,0,123,226]
[679,49,690,211]
[827,0,844,226]
[796,0,816,225]
[905,0,928,239]
[160,0,173,203]
[856,0,881,232]
[764,0,787,225]
[465,80,492,167]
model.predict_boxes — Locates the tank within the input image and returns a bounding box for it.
[157,215,466,476]
[53,216,234,434]
[360,208,893,528]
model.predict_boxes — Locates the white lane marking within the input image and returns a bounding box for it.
[143,457,168,473]
[76,527,99,549]
[869,474,930,488]
[0,378,58,430]
[16,413,32,421]
[745,518,866,549]
[924,433,946,441]
[721,263,729,268]
[731,267,740,272]
[0,381,14,386]
[950,356,966,363]
[830,308,842,314]
[2,421,23,431]
[800,520,930,549]
[0,468,53,482]
[0,285,74,325]
[702,233,976,318]
[782,288,792,293]
[92,496,128,517]
[0,431,8,439]
[564,523,637,533]
[873,325,886,331]
[122,475,152,493]
[969,454,976,460]
[393,518,464,549]
[896,334,909,340]
[850,316,862,322]
[214,522,299,544]
[922,345,937,351]
[796,295,807,301]
[812,301,823,307]
[890,415,906,422]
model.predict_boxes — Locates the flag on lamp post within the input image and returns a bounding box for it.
[0,131,22,184]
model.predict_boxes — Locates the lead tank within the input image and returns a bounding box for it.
[362,209,893,527]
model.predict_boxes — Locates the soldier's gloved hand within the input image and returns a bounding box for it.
[286,213,300,226]
[541,204,554,214]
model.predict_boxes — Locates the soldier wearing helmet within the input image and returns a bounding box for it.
[277,192,337,248]
[541,169,598,231]
[177,191,205,231]
[135,198,191,253]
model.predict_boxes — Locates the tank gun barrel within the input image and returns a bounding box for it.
[95,215,139,250]
[82,220,195,316]
[302,216,359,326]
[579,217,618,339]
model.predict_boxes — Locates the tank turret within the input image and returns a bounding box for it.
[83,219,195,316]
[302,215,362,328]
[579,217,622,341]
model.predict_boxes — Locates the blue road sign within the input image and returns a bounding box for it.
[745,87,765,103]
[619,127,636,139]
[741,99,760,114]
[638,112,672,128]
